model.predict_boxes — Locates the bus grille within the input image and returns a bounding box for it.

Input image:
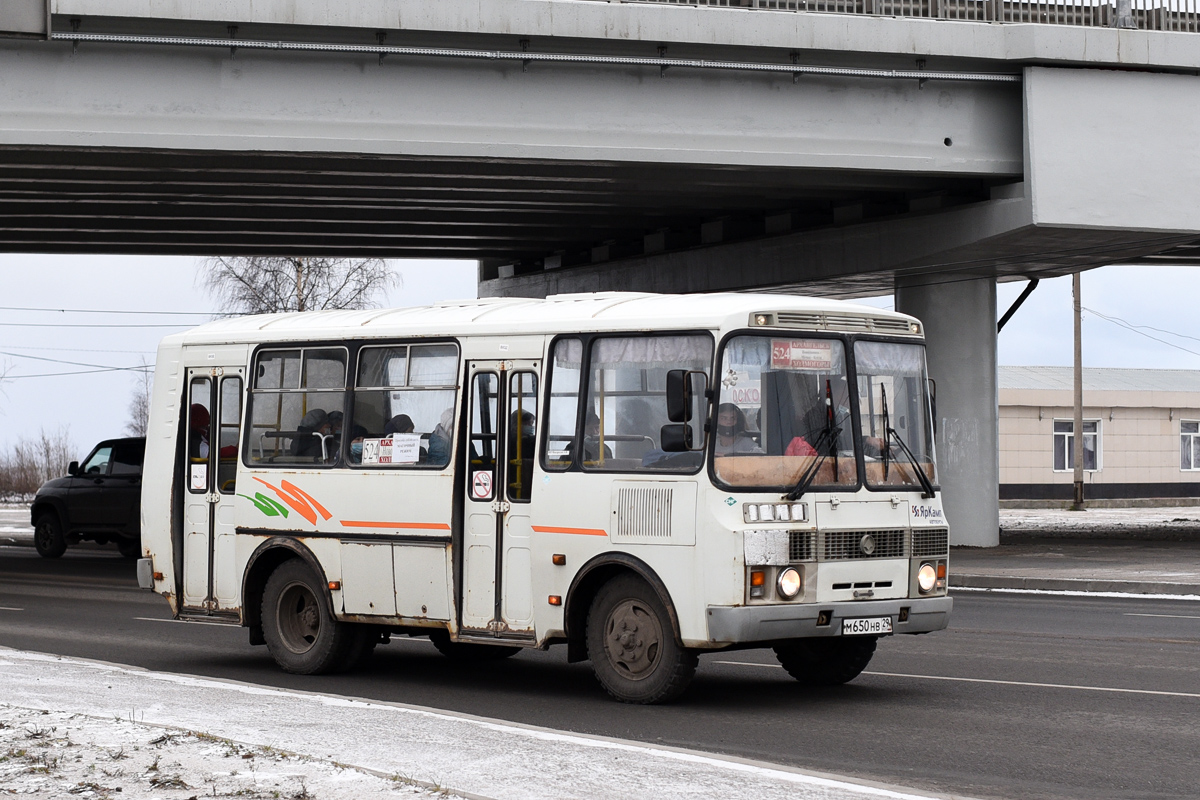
[789,531,817,562]
[614,486,673,539]
[772,312,916,336]
[912,528,949,557]
[822,529,907,560]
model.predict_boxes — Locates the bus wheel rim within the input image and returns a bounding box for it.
[277,582,320,654]
[603,599,663,681]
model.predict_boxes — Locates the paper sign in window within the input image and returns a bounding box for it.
[361,435,421,465]
[771,339,833,371]
[189,464,207,491]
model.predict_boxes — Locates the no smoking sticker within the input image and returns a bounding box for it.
[472,471,493,499]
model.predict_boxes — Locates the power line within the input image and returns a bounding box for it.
[0,350,149,372]
[1083,307,1200,359]
[0,345,155,355]
[0,305,218,316]
[1081,307,1200,345]
[0,366,148,380]
[0,322,195,329]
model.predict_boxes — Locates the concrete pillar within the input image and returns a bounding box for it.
[894,276,999,547]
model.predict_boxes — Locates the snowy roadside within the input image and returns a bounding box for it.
[0,649,971,800]
[1000,506,1200,537]
[0,705,455,799]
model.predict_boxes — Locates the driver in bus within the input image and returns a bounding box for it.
[714,403,763,456]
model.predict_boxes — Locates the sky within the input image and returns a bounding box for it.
[2,258,1198,458]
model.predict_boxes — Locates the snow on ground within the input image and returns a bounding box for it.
[0,704,453,799]
[1000,506,1200,534]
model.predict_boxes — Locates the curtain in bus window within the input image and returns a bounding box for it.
[583,334,712,473]
[544,339,582,471]
[246,348,345,466]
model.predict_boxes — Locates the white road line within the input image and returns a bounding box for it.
[1125,612,1200,620]
[0,607,23,612]
[952,586,1200,601]
[712,661,1200,699]
[132,616,235,627]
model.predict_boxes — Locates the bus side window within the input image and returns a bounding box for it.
[187,377,212,493]
[218,377,242,494]
[543,338,582,472]
[469,372,498,501]
[507,371,538,502]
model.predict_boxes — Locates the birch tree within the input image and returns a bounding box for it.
[200,257,399,315]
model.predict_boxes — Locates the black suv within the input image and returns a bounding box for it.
[29,437,145,559]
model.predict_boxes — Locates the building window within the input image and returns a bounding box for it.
[1183,421,1200,471]
[1053,419,1100,472]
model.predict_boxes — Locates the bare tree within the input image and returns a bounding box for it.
[0,426,75,500]
[200,257,399,315]
[125,359,153,437]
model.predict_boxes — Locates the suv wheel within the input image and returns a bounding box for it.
[33,514,67,559]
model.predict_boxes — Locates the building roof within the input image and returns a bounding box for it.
[999,366,1200,392]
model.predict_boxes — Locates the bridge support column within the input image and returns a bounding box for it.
[894,276,999,548]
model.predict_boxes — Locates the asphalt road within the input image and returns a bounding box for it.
[1,516,1198,799]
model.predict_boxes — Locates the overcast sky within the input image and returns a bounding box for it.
[2,258,1198,458]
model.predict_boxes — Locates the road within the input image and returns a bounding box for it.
[1,508,1198,800]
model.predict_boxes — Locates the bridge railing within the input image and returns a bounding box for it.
[607,0,1200,32]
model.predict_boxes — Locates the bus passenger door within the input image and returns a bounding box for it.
[181,367,246,615]
[461,360,540,636]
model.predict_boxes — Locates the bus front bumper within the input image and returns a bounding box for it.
[705,595,951,644]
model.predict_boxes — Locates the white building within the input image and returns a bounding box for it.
[999,367,1200,501]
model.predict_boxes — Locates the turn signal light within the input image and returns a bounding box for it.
[548,595,562,606]
[937,562,946,578]
[328,581,341,590]
[552,554,566,566]
[750,571,765,587]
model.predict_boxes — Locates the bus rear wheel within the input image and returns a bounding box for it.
[773,636,877,686]
[261,560,364,675]
[586,574,696,704]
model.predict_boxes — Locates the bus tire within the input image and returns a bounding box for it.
[261,560,360,675]
[33,513,67,559]
[773,636,877,686]
[586,574,696,704]
[429,630,521,661]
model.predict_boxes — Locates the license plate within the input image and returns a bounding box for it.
[842,616,893,636]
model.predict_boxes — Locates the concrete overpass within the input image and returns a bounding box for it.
[4,0,1200,546]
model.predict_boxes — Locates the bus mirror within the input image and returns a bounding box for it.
[665,370,691,422]
[660,423,693,452]
[67,461,79,476]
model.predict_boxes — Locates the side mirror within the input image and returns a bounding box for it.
[67,461,79,476]
[660,424,693,452]
[665,369,691,423]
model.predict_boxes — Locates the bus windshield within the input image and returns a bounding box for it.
[713,335,856,488]
[855,340,937,489]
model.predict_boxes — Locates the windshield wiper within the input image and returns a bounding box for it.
[785,379,841,502]
[877,382,936,498]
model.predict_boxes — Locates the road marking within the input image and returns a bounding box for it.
[712,661,1200,699]
[1125,612,1200,620]
[952,586,1200,602]
[0,606,23,612]
[133,617,235,627]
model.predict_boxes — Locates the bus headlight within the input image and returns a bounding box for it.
[777,567,802,599]
[917,562,937,594]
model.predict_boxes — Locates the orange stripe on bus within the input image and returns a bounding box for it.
[340,520,452,531]
[531,526,609,537]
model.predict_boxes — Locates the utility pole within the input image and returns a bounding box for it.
[1072,272,1085,510]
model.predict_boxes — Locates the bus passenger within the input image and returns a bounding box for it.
[428,408,455,467]
[347,425,369,464]
[293,409,330,459]
[565,411,612,463]
[714,403,763,456]
[188,404,210,459]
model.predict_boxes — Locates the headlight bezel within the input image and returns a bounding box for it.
[776,566,803,599]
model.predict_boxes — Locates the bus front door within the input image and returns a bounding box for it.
[461,360,541,637]
[180,367,245,615]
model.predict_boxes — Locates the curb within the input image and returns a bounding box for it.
[952,573,1200,596]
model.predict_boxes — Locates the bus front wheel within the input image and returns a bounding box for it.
[586,574,696,704]
[773,636,877,686]
[261,560,365,675]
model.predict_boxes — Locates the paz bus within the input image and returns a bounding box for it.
[138,291,951,703]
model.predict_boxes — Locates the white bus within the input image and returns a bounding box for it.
[138,291,951,703]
